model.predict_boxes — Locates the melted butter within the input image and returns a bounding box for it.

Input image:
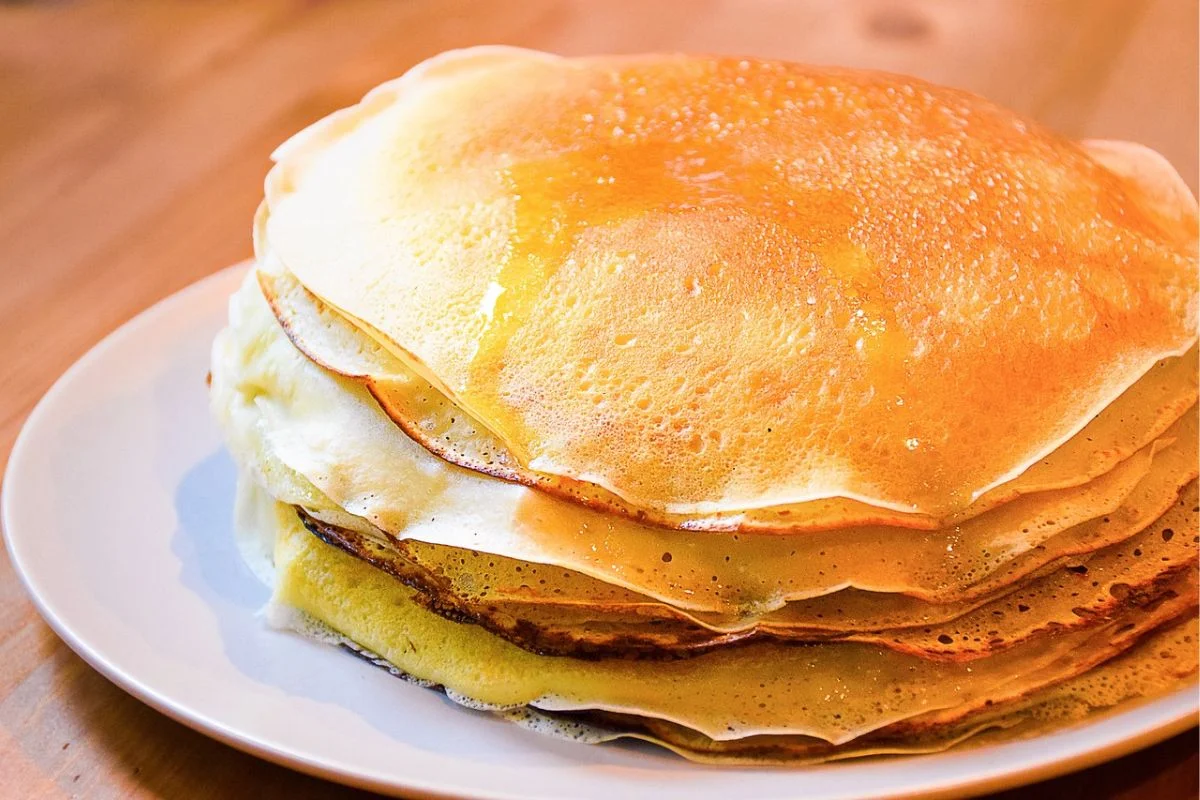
[819,239,924,467]
[821,239,912,366]
[466,138,793,430]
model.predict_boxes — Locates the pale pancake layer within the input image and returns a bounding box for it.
[265,489,1196,745]
[211,271,1198,616]
[297,611,1197,765]
[264,47,1199,519]
[290,480,1196,659]
[256,250,1199,533]
[551,615,1197,763]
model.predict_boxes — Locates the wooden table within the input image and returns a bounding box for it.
[0,1,1196,797]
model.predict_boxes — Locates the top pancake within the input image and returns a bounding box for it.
[264,47,1199,518]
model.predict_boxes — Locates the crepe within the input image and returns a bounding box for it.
[211,47,1200,766]
[211,271,1197,616]
[547,615,1199,764]
[290,480,1197,659]
[256,246,1199,534]
[263,46,1198,521]
[261,488,1196,746]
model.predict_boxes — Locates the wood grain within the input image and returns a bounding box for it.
[0,1,1195,797]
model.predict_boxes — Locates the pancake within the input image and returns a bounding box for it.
[263,488,1196,745]
[285,479,1196,659]
[548,615,1198,764]
[211,271,1197,615]
[212,48,1200,766]
[242,462,1196,762]
[255,245,1199,534]
[263,47,1198,521]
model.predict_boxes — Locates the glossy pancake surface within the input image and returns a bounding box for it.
[264,46,1199,518]
[287,479,1197,659]
[211,271,1198,616]
[559,614,1198,763]
[265,489,1196,744]
[255,249,1199,533]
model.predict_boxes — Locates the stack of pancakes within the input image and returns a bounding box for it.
[210,48,1199,763]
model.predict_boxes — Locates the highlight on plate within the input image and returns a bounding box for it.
[210,46,1200,764]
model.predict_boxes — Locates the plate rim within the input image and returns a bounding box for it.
[2,263,1196,800]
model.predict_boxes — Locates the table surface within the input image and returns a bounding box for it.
[1,1,1197,797]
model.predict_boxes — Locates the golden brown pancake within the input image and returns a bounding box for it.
[292,480,1197,660]
[210,47,1200,765]
[211,271,1197,615]
[264,489,1196,745]
[255,248,1199,534]
[551,614,1198,763]
[262,47,1198,522]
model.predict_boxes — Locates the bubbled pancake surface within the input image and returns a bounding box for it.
[263,47,1199,519]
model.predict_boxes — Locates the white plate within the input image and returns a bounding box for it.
[3,264,1196,800]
